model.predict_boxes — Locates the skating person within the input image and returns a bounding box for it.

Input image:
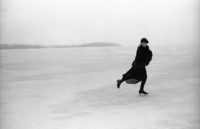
[117,38,153,94]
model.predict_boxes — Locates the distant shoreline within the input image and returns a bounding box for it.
[0,42,120,49]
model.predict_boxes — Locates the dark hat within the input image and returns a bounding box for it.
[141,38,149,43]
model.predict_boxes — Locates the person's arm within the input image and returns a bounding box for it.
[145,50,153,66]
[132,47,146,68]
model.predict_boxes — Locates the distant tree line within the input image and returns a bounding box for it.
[0,44,47,49]
[0,42,120,49]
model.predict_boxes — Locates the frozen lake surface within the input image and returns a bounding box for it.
[0,46,199,129]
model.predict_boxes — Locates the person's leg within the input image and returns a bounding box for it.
[139,68,148,94]
[117,68,134,88]
[117,74,127,88]
[139,75,147,91]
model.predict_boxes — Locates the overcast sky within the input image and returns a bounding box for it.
[0,0,199,46]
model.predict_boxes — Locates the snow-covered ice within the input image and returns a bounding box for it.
[0,45,199,129]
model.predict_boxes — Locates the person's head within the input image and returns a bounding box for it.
[140,38,149,47]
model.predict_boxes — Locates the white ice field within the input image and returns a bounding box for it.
[0,45,199,129]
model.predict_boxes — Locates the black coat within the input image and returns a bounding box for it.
[123,45,152,81]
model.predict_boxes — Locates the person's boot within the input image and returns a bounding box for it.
[117,79,122,89]
[139,90,148,95]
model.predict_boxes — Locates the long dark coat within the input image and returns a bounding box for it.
[123,45,152,82]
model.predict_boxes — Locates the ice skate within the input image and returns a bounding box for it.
[139,90,148,95]
[117,79,121,89]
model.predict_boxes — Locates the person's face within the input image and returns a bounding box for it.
[141,42,147,47]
